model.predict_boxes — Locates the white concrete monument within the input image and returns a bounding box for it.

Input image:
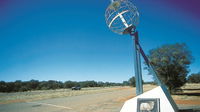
[120,85,178,112]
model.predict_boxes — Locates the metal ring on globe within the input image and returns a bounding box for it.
[105,0,139,35]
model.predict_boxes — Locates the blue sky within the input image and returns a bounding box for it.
[0,0,199,82]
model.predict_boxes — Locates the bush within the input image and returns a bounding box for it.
[128,77,136,87]
[146,43,193,93]
[188,73,200,83]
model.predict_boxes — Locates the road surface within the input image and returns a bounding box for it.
[0,87,135,112]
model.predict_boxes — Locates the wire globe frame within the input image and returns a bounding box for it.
[105,0,139,35]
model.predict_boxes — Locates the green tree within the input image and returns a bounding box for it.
[122,81,129,86]
[46,80,61,89]
[64,81,77,88]
[0,81,7,92]
[80,81,98,87]
[147,43,193,93]
[128,77,136,87]
[188,73,200,83]
[28,79,39,90]
[97,81,104,87]
[5,82,15,92]
[13,80,22,92]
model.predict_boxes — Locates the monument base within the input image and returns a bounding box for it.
[120,85,178,112]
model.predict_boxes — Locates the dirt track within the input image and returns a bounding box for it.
[0,85,199,112]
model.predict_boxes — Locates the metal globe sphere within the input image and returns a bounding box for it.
[105,0,139,35]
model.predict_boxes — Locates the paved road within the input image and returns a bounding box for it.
[0,88,135,112]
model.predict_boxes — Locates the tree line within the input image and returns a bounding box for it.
[0,73,199,93]
[0,80,132,93]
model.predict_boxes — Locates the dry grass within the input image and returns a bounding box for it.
[172,83,200,105]
[0,87,128,104]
